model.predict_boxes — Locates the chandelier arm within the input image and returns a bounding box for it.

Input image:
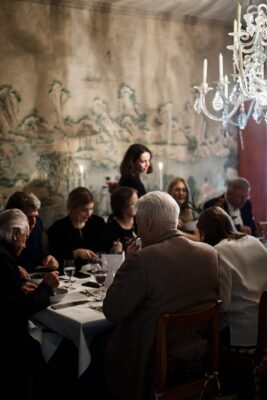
[199,94,241,123]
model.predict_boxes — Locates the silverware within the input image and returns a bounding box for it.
[51,300,89,310]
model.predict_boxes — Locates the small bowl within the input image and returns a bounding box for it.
[28,272,44,285]
[50,287,68,304]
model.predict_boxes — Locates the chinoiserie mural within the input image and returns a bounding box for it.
[0,1,238,227]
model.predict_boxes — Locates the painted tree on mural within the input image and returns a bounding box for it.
[0,85,21,133]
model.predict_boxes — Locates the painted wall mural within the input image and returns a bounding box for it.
[0,1,238,228]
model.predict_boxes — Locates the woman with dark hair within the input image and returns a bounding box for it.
[119,143,153,197]
[48,187,109,272]
[107,186,138,253]
[168,177,200,241]
[197,206,267,347]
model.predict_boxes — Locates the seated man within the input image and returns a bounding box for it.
[103,191,220,400]
[0,208,59,398]
[5,191,58,273]
[204,177,257,236]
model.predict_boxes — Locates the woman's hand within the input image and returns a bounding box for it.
[73,248,97,260]
[112,240,123,254]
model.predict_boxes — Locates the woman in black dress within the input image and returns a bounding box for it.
[107,186,138,253]
[118,143,153,197]
[48,187,109,272]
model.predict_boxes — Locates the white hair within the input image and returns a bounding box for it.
[0,209,29,242]
[28,192,41,209]
[136,191,180,231]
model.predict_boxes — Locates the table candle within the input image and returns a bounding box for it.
[79,165,84,187]
[158,162,163,191]
[219,53,224,84]
[203,59,208,86]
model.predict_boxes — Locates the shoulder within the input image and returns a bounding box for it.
[204,194,225,209]
[48,216,70,233]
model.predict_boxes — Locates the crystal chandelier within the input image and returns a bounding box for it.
[194,3,267,145]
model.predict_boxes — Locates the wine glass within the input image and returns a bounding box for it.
[63,260,76,290]
[92,264,108,300]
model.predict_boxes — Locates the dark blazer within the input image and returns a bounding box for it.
[204,194,257,236]
[0,241,53,374]
[18,217,45,272]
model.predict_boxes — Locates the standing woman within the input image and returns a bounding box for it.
[48,187,109,273]
[119,143,153,197]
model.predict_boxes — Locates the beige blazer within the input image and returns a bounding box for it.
[103,231,220,400]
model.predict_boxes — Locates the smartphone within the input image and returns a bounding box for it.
[75,271,91,279]
[82,281,100,288]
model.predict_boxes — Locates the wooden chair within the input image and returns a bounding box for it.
[154,300,221,400]
[221,291,267,400]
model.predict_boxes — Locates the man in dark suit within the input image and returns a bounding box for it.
[0,208,59,399]
[204,177,257,236]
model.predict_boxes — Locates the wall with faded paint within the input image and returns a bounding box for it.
[0,0,237,226]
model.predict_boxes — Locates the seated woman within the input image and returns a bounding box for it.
[167,177,200,241]
[48,187,109,273]
[197,206,267,347]
[107,186,138,253]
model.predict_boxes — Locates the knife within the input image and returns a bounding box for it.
[51,300,89,310]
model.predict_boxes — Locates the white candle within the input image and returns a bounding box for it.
[79,165,84,187]
[203,59,208,86]
[224,75,228,98]
[237,3,241,34]
[158,162,163,191]
[219,53,224,84]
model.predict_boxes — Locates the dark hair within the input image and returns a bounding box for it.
[167,177,190,210]
[120,143,153,178]
[5,191,40,212]
[110,186,137,219]
[197,206,245,246]
[67,187,94,211]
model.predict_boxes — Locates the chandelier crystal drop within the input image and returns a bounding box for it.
[194,3,267,137]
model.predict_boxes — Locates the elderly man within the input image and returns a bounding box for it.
[103,191,220,400]
[0,208,59,398]
[204,177,257,236]
[5,191,58,273]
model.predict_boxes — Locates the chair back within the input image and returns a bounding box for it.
[155,300,221,400]
[255,291,267,363]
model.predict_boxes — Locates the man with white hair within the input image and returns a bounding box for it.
[5,191,58,273]
[103,191,220,400]
[0,208,59,398]
[204,177,257,235]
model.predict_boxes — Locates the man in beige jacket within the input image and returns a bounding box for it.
[103,191,220,400]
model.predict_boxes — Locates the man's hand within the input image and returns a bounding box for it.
[21,281,37,294]
[43,271,60,289]
[239,225,252,235]
[19,266,29,279]
[42,255,58,270]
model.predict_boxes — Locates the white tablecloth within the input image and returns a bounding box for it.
[31,277,113,377]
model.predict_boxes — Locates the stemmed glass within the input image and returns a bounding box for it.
[91,260,108,301]
[63,260,76,290]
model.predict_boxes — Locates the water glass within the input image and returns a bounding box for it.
[63,260,76,290]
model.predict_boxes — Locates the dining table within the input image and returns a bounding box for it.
[30,275,114,377]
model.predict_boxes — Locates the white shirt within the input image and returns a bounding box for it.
[216,235,267,346]
[227,201,243,227]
